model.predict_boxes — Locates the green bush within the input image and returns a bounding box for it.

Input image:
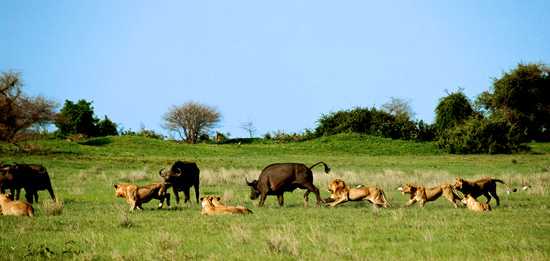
[437,117,525,154]
[314,107,432,141]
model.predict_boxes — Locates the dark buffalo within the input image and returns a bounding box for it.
[246,162,330,207]
[159,161,200,204]
[0,164,56,204]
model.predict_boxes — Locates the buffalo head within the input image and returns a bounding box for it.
[245,178,260,200]
[159,167,183,180]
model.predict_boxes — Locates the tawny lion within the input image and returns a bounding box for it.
[114,183,171,211]
[462,194,492,212]
[326,179,390,208]
[398,183,462,208]
[200,195,252,215]
[0,193,34,217]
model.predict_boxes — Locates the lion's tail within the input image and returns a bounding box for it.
[494,179,518,194]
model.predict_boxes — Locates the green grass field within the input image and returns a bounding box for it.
[1,134,549,260]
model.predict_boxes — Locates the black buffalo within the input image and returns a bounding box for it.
[246,162,330,207]
[0,163,56,204]
[159,161,200,204]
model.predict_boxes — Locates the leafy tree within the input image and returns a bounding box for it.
[55,100,98,137]
[0,71,57,143]
[477,63,550,141]
[96,116,118,136]
[163,101,221,144]
[434,90,474,132]
[437,117,524,154]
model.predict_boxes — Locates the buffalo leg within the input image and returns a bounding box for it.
[25,189,34,204]
[194,183,200,204]
[490,190,500,206]
[183,188,191,203]
[483,192,492,205]
[165,193,171,208]
[303,183,323,207]
[47,187,56,201]
[277,194,284,206]
[259,193,267,207]
[173,187,180,204]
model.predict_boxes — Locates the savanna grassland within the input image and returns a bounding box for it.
[1,134,549,260]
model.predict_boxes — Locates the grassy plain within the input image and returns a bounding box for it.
[1,134,549,260]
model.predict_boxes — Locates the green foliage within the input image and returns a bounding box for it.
[437,117,525,154]
[55,99,118,138]
[96,116,118,136]
[477,63,550,141]
[121,128,164,140]
[55,100,98,137]
[315,107,434,141]
[434,91,474,132]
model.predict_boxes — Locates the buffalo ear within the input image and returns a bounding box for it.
[245,178,253,186]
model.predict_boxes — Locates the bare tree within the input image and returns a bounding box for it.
[0,71,57,143]
[163,101,221,144]
[240,121,256,138]
[381,97,415,121]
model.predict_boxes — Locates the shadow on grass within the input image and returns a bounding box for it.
[78,137,112,146]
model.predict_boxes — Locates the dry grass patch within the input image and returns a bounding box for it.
[41,198,64,216]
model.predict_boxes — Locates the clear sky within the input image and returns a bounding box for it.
[2,1,549,138]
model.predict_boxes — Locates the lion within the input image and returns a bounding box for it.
[397,183,462,208]
[114,183,171,211]
[0,193,34,217]
[200,195,252,215]
[462,194,492,212]
[454,177,516,207]
[326,179,390,208]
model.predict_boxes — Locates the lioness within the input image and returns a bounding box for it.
[114,183,171,211]
[210,196,253,214]
[200,195,252,215]
[454,177,516,207]
[398,183,462,208]
[0,193,34,217]
[462,194,491,212]
[327,179,390,208]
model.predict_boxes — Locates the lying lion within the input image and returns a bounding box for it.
[326,179,390,208]
[462,194,491,212]
[114,183,171,211]
[0,193,34,217]
[200,195,252,215]
[454,177,516,207]
[398,183,462,208]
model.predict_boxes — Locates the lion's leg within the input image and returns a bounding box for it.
[329,197,347,208]
[419,199,426,207]
[404,199,417,207]
[444,192,459,208]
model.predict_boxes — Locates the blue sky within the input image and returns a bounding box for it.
[2,1,549,138]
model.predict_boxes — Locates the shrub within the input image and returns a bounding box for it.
[437,117,524,154]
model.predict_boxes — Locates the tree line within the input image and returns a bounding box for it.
[1,63,548,154]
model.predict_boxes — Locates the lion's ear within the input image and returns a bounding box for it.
[114,184,118,189]
[216,196,221,201]
[199,197,204,201]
